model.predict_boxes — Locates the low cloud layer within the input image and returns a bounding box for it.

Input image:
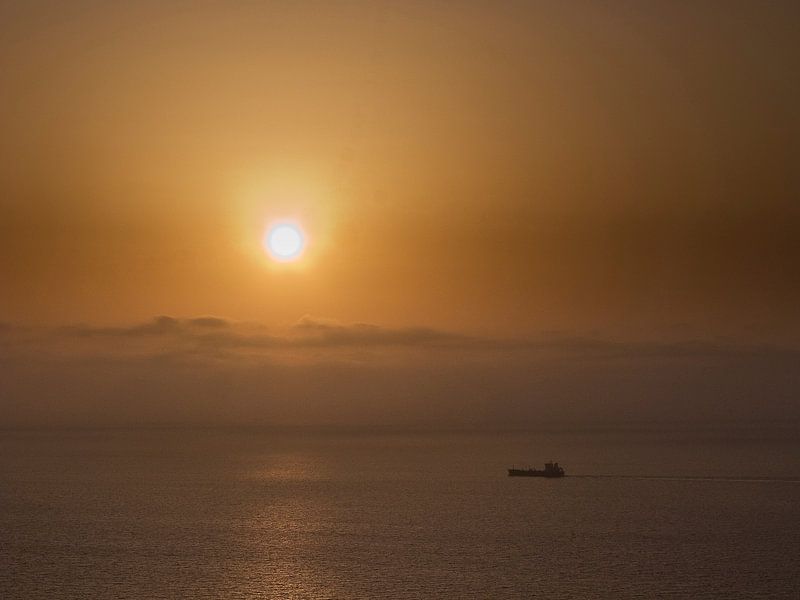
[37,315,467,352]
[1,316,798,428]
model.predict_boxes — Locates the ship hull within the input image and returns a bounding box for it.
[507,468,565,478]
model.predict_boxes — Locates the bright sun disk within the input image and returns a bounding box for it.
[265,223,305,261]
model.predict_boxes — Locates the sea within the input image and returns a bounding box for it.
[1,427,798,599]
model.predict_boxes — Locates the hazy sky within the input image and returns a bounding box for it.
[1,1,798,427]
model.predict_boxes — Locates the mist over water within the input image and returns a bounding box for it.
[2,427,798,599]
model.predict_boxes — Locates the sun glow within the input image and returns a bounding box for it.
[264,222,306,262]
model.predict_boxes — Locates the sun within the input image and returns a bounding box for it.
[264,222,306,262]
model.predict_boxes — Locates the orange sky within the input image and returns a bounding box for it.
[2,1,797,335]
[1,2,798,426]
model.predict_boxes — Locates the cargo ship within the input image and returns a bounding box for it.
[508,461,565,477]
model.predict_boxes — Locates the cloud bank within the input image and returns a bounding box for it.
[1,316,798,428]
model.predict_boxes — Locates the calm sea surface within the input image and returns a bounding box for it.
[1,428,798,599]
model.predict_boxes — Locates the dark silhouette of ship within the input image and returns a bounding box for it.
[508,461,565,477]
